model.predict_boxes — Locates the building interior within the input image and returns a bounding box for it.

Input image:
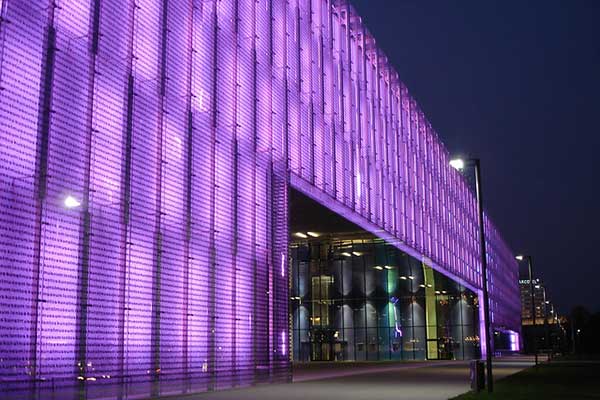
[289,189,481,362]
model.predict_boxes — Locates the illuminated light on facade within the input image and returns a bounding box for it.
[0,0,519,397]
[509,331,520,352]
[391,297,403,338]
[64,195,82,209]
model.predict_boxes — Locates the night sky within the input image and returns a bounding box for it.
[350,0,600,313]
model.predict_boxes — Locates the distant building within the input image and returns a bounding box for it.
[519,278,565,352]
[520,279,553,325]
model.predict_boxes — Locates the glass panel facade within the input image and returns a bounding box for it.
[0,0,520,396]
[291,234,481,362]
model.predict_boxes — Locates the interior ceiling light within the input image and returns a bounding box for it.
[352,251,362,256]
[384,265,394,270]
[374,266,383,270]
[341,252,352,257]
[306,231,320,238]
[400,276,407,280]
[294,232,308,239]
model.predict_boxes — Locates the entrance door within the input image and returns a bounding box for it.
[311,342,332,361]
[310,329,334,361]
[438,337,454,360]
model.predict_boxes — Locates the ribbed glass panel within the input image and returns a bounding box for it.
[0,0,518,398]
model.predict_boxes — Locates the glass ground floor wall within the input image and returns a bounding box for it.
[290,233,481,362]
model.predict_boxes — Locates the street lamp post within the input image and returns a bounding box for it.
[542,288,550,357]
[450,158,493,393]
[570,314,575,354]
[516,254,537,365]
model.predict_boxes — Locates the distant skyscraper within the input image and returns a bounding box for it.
[520,278,553,325]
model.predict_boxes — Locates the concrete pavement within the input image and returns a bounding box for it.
[158,356,535,400]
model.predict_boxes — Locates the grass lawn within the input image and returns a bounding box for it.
[450,361,600,399]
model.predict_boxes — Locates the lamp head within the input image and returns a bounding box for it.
[449,158,465,171]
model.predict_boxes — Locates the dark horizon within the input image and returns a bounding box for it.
[351,0,600,314]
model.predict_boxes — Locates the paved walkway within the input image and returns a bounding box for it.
[160,356,535,400]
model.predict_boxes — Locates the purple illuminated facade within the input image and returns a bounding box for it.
[0,0,519,397]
